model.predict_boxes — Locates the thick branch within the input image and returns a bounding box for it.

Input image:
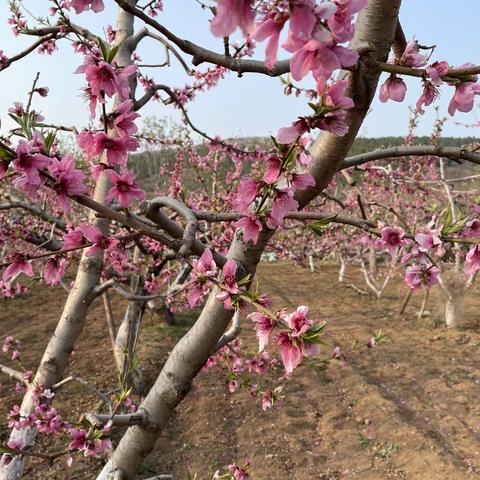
[145,206,228,268]
[148,197,199,256]
[214,311,241,351]
[0,201,67,231]
[82,412,147,427]
[340,145,480,170]
[0,364,26,384]
[113,0,290,76]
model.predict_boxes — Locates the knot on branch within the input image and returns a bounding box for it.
[147,197,199,257]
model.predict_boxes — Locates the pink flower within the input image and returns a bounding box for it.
[63,225,91,250]
[70,0,104,14]
[249,312,275,352]
[44,257,67,286]
[254,12,288,67]
[416,81,439,114]
[228,380,240,393]
[79,224,120,256]
[287,305,314,335]
[316,109,349,136]
[332,346,342,359]
[289,172,315,190]
[462,219,480,238]
[405,264,440,290]
[48,155,89,210]
[78,131,139,166]
[192,249,217,277]
[0,159,8,179]
[68,428,88,451]
[77,56,136,102]
[13,140,50,185]
[261,386,283,411]
[464,245,480,275]
[105,169,145,207]
[2,439,24,465]
[227,463,250,480]
[233,215,263,244]
[378,226,405,257]
[2,335,20,353]
[276,125,301,144]
[426,61,449,86]
[398,38,427,67]
[263,156,282,184]
[188,249,217,308]
[379,74,407,103]
[275,331,303,374]
[448,81,480,116]
[319,78,355,110]
[234,178,259,212]
[216,259,239,310]
[269,188,299,227]
[111,100,139,137]
[210,0,254,38]
[327,0,367,43]
[3,253,34,282]
[291,40,358,81]
[286,0,318,47]
[415,229,445,256]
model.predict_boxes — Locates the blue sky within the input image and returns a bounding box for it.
[0,1,479,139]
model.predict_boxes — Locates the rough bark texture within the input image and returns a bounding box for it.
[97,1,402,478]
[0,4,137,479]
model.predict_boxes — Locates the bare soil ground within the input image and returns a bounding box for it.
[1,262,480,479]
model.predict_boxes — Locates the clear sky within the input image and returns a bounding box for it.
[0,1,479,139]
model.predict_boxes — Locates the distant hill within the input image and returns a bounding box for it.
[129,136,479,192]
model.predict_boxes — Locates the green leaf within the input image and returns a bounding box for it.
[107,43,121,63]
[8,113,23,127]
[98,38,109,61]
[43,130,57,154]
[238,273,251,286]
[283,145,297,171]
[0,444,16,455]
[0,145,15,160]
[441,205,453,235]
[307,215,338,236]
[307,321,327,333]
[302,321,327,344]
[443,215,471,236]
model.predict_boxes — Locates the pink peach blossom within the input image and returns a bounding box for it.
[379,75,407,103]
[233,215,263,244]
[3,253,34,282]
[105,169,145,207]
[210,0,254,38]
[464,245,480,275]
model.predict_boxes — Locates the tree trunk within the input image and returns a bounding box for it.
[97,2,402,478]
[114,280,146,394]
[368,247,378,275]
[445,297,463,329]
[440,271,466,329]
[0,4,137,478]
[338,255,346,283]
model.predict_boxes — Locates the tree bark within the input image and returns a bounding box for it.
[0,4,138,479]
[97,1,402,478]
